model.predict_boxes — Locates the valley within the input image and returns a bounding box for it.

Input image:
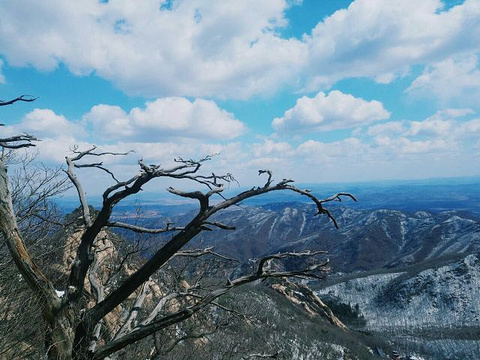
[93,179,480,359]
[52,179,480,358]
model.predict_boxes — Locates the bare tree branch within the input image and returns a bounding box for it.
[175,246,239,262]
[256,250,328,276]
[152,320,230,358]
[69,145,133,161]
[107,221,184,234]
[74,163,121,183]
[113,282,150,340]
[0,95,37,107]
[74,164,354,356]
[0,125,353,358]
[0,134,38,149]
[0,95,62,325]
[0,97,358,359]
[64,156,92,228]
[92,250,329,359]
[139,292,180,328]
[202,221,236,231]
[258,169,273,187]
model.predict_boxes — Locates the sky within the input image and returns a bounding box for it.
[0,0,480,194]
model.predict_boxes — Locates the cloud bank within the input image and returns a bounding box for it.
[1,0,479,99]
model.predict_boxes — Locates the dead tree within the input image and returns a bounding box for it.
[0,150,70,359]
[0,96,356,360]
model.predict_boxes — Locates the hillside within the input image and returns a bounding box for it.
[108,202,480,359]
[126,204,480,272]
[317,254,480,359]
[1,206,389,359]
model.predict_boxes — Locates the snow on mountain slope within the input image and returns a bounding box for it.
[317,254,480,329]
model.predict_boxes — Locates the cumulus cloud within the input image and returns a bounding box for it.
[361,108,480,163]
[367,122,405,136]
[373,136,452,155]
[1,108,84,140]
[406,55,480,104]
[1,1,479,99]
[5,97,243,143]
[36,137,93,163]
[303,0,480,91]
[5,115,479,190]
[19,109,83,137]
[0,0,306,99]
[84,98,245,141]
[296,138,368,164]
[242,109,480,183]
[459,118,480,136]
[405,118,454,137]
[2,0,480,187]
[252,139,293,157]
[366,108,477,138]
[0,97,244,168]
[272,90,390,133]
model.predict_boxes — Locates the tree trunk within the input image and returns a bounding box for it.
[45,311,76,360]
[0,159,77,359]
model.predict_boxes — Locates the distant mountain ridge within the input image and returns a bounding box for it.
[121,203,480,274]
[185,204,480,273]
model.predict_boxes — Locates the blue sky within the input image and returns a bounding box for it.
[0,0,479,193]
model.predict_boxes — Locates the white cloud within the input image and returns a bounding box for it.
[0,109,83,139]
[457,118,480,138]
[406,55,480,104]
[405,118,454,137]
[103,141,244,165]
[84,98,245,141]
[252,139,293,157]
[374,136,453,155]
[435,108,475,118]
[304,0,480,91]
[236,109,479,183]
[84,105,134,139]
[1,97,245,170]
[1,109,89,163]
[367,122,405,136]
[1,1,479,99]
[296,138,368,163]
[20,109,83,137]
[366,108,476,138]
[0,0,306,99]
[5,124,479,192]
[273,90,390,133]
[374,73,396,85]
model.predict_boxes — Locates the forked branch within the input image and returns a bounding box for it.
[81,165,354,335]
[63,150,354,357]
[93,250,329,359]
